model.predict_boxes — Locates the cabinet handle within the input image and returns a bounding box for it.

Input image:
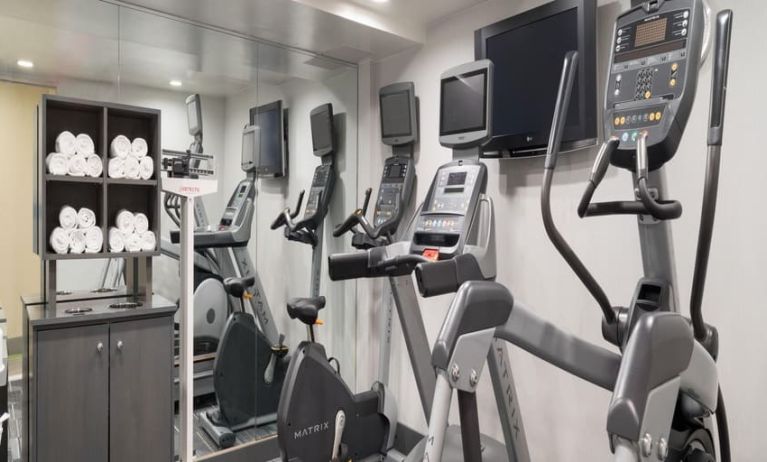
[97,342,104,353]
[117,340,124,351]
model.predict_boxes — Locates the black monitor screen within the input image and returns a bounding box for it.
[311,109,333,152]
[489,9,579,139]
[381,91,412,138]
[476,0,596,154]
[440,70,487,136]
[255,106,282,170]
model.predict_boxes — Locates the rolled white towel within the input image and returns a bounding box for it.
[108,157,125,178]
[125,232,142,253]
[75,133,95,156]
[77,207,96,229]
[49,227,71,254]
[59,206,77,230]
[67,154,87,177]
[139,231,156,252]
[110,135,131,159]
[131,137,148,158]
[115,209,136,234]
[108,227,125,252]
[124,156,140,179]
[85,154,103,178]
[55,131,77,157]
[69,229,86,254]
[84,227,103,253]
[46,153,68,176]
[138,156,154,180]
[134,212,149,234]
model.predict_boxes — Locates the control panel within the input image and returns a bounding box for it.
[373,157,414,231]
[605,0,704,171]
[302,164,336,229]
[219,180,254,229]
[411,161,486,259]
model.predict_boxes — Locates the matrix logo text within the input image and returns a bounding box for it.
[293,421,330,439]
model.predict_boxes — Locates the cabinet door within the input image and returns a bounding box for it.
[36,324,109,462]
[109,316,173,462]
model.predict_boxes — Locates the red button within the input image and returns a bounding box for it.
[422,249,439,261]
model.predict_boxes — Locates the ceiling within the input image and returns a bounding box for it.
[0,0,483,96]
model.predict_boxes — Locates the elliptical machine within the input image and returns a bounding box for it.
[194,123,290,449]
[406,2,734,461]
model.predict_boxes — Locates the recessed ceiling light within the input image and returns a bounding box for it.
[169,80,183,87]
[370,0,389,3]
[17,59,34,68]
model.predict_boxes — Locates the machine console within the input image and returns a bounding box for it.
[302,164,336,229]
[411,161,486,259]
[606,0,704,170]
[219,179,255,230]
[373,157,414,230]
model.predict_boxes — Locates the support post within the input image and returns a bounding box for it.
[179,196,194,462]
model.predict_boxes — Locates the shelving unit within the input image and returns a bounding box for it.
[35,95,162,308]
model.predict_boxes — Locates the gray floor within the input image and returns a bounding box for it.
[8,377,276,461]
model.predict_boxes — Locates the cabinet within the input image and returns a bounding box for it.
[24,297,175,462]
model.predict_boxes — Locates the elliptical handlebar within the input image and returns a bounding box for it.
[333,188,400,244]
[635,132,684,220]
[541,50,617,325]
[691,9,733,344]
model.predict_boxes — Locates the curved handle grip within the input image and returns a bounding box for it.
[544,51,579,170]
[290,190,305,220]
[708,10,733,146]
[270,210,288,230]
[636,178,683,220]
[578,138,619,217]
[333,210,362,237]
[361,188,373,215]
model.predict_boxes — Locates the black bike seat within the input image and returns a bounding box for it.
[223,276,255,298]
[286,296,326,325]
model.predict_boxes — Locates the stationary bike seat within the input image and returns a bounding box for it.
[286,296,326,325]
[222,276,255,298]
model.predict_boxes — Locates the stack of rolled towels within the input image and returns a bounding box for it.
[109,209,156,253]
[49,206,103,254]
[46,131,103,178]
[109,135,153,180]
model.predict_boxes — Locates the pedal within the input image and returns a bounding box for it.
[330,410,346,462]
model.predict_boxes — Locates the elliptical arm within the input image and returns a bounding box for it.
[271,190,305,231]
[578,137,619,217]
[541,51,616,325]
[690,9,733,343]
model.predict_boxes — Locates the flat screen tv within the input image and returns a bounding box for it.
[248,100,287,177]
[475,0,597,157]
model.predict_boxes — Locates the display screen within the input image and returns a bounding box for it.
[447,172,467,186]
[311,108,333,152]
[635,17,668,48]
[440,70,487,136]
[187,98,201,134]
[484,7,582,147]
[387,164,403,178]
[381,91,412,138]
[255,106,283,172]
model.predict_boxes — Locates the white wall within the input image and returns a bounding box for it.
[53,79,227,300]
[221,70,360,384]
[359,0,763,460]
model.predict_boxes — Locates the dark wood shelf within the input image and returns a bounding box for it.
[45,174,103,184]
[46,250,161,260]
[106,178,157,186]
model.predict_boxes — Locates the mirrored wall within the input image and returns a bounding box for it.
[0,0,359,459]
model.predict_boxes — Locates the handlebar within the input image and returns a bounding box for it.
[708,10,732,147]
[415,254,486,298]
[578,138,619,217]
[271,190,305,230]
[635,132,683,220]
[328,247,429,281]
[361,188,372,216]
[333,188,400,245]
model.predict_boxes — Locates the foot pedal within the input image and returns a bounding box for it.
[331,410,346,462]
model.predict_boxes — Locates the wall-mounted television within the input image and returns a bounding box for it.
[310,103,335,157]
[248,100,287,177]
[475,0,597,158]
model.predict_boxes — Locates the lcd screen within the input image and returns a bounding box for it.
[311,109,333,152]
[440,70,487,136]
[635,17,668,48]
[381,91,412,138]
